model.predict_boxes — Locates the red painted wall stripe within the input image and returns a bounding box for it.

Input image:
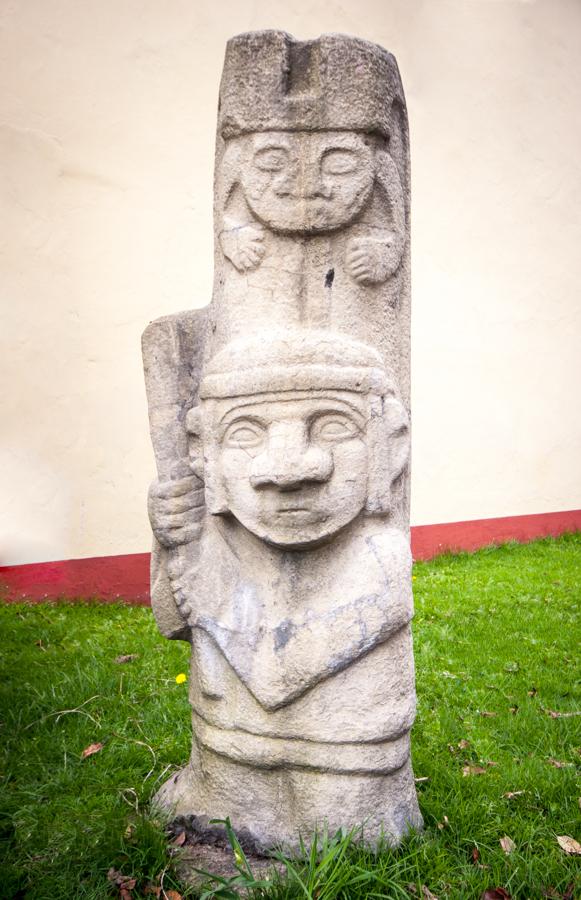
[411,508,581,561]
[1,509,579,605]
[0,553,151,605]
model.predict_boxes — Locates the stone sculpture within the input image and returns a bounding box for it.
[143,30,421,849]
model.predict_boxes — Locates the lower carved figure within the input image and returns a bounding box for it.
[148,332,422,848]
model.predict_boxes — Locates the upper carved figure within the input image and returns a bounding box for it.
[216,31,408,287]
[226,131,376,235]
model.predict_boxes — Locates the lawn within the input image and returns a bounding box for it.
[1,535,579,899]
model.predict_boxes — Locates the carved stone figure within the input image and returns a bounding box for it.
[219,130,405,286]
[143,30,421,849]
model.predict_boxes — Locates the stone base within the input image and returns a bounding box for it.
[154,742,422,852]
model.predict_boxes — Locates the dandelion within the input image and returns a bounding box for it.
[175,673,187,684]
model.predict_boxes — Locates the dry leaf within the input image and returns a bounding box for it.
[503,790,525,799]
[144,886,161,897]
[463,765,488,776]
[482,890,511,900]
[115,654,138,664]
[81,742,103,759]
[543,708,581,719]
[556,835,581,855]
[480,711,497,718]
[415,776,429,783]
[107,869,137,890]
[508,706,518,714]
[469,848,491,871]
[120,890,132,900]
[547,758,573,769]
[542,887,576,900]
[172,831,186,846]
[421,887,439,900]
[407,886,418,896]
[499,835,516,855]
[164,892,183,900]
[527,687,537,697]
[437,815,450,830]
[458,739,470,750]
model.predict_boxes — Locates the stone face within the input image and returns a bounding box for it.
[143,30,421,849]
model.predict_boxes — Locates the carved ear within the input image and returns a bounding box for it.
[217,137,245,213]
[374,149,406,264]
[187,402,229,515]
[365,394,410,515]
[185,406,204,480]
[384,396,410,483]
[365,395,390,514]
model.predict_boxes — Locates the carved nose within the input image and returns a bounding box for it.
[251,448,333,490]
[300,165,332,199]
[250,425,334,490]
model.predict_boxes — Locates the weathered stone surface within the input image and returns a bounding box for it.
[175,844,283,894]
[167,815,286,890]
[143,29,421,850]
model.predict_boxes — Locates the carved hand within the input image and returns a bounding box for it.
[220,222,265,272]
[148,475,204,548]
[345,234,402,286]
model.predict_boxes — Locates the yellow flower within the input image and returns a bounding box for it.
[175,673,187,684]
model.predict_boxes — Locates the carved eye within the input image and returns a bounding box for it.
[253,147,289,172]
[321,150,358,175]
[224,420,266,449]
[311,414,360,443]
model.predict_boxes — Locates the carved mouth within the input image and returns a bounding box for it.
[276,506,320,522]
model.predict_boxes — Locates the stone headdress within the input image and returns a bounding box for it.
[218,30,405,139]
[189,330,409,516]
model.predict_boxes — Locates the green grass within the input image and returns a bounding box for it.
[1,534,579,899]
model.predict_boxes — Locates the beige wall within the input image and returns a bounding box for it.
[2,0,580,565]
